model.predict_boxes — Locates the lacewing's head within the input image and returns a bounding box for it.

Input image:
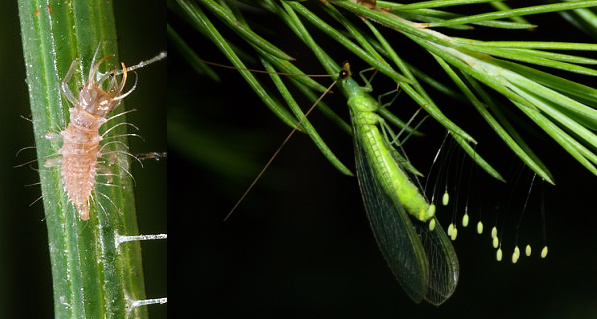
[340,61,352,80]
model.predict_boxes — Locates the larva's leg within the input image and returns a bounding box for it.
[43,132,64,168]
[61,59,79,105]
[98,151,136,183]
[96,165,115,184]
[45,131,63,142]
[44,157,61,168]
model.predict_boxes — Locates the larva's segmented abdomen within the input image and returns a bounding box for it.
[61,153,98,220]
[59,108,105,220]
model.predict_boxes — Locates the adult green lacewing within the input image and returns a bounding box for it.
[336,63,458,305]
[224,61,458,305]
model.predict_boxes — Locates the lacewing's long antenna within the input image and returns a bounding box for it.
[224,79,339,221]
[200,59,335,78]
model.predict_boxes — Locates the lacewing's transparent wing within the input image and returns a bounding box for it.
[415,217,459,304]
[353,122,429,303]
[353,118,458,305]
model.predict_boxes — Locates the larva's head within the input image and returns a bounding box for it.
[79,55,133,116]
[79,83,122,116]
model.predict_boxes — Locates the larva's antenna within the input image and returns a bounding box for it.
[199,59,335,78]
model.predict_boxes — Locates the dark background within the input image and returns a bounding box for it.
[169,2,597,319]
[0,0,166,317]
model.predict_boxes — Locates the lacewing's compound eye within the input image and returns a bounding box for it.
[339,70,349,80]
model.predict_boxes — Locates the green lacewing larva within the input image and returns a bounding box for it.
[44,46,166,220]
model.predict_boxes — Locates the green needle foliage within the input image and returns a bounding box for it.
[18,0,150,318]
[173,0,597,186]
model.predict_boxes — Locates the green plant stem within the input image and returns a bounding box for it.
[18,0,147,318]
